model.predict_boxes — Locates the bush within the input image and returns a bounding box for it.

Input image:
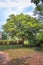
[0,40,19,45]
[9,41,17,45]
[0,40,9,45]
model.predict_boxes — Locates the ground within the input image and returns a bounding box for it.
[0,45,43,65]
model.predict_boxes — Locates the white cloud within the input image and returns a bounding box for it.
[0,0,35,15]
[0,22,6,25]
[0,2,6,8]
[0,0,36,31]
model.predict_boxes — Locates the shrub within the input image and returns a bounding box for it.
[0,40,9,45]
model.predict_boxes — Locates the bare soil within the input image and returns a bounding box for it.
[0,52,10,65]
[0,51,43,65]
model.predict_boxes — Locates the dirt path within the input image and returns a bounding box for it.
[0,51,43,65]
[0,51,10,65]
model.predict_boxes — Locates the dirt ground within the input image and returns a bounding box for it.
[0,51,43,65]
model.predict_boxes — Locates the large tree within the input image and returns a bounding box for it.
[3,14,41,45]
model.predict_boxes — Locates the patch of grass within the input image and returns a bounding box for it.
[0,45,35,58]
[4,48,35,58]
[0,45,23,51]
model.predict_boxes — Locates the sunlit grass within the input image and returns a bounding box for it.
[4,48,35,59]
[0,45,35,58]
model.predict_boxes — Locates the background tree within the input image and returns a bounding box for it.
[2,32,7,40]
[31,0,43,21]
[31,0,43,47]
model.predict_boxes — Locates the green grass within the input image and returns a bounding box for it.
[0,45,23,51]
[0,45,34,51]
[0,45,42,59]
[0,45,35,58]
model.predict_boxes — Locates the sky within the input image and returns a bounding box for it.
[0,0,35,31]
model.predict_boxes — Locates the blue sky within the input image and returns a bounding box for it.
[0,0,35,31]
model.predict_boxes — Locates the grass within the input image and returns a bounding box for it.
[5,48,35,58]
[0,45,43,59]
[0,45,21,51]
[0,45,35,58]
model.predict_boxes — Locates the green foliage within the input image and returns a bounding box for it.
[36,31,43,40]
[31,0,40,5]
[2,14,42,46]
[2,32,7,40]
[36,31,43,47]
[36,6,43,11]
[31,0,43,21]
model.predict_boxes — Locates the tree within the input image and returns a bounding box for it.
[3,14,41,45]
[31,0,43,47]
[31,0,40,5]
[31,0,43,5]
[31,0,43,21]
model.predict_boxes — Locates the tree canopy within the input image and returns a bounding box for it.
[3,14,42,45]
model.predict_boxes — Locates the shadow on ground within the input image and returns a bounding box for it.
[7,53,43,65]
[7,57,30,65]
